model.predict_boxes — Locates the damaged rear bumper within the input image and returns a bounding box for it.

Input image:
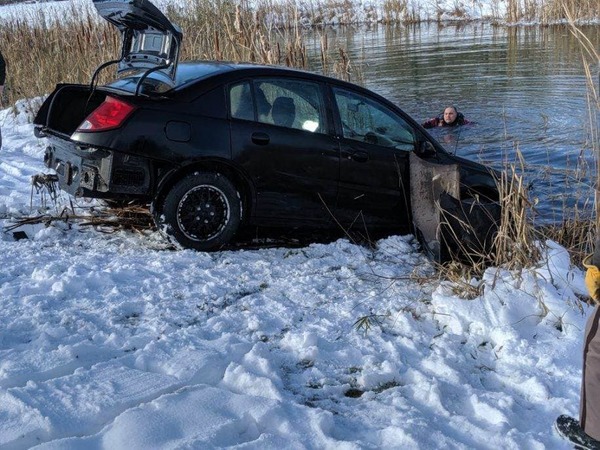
[43,143,151,198]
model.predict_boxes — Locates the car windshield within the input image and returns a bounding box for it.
[107,63,228,95]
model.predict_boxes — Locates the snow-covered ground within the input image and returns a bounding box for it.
[0,96,595,448]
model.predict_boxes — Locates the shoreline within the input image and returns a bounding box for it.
[0,0,599,28]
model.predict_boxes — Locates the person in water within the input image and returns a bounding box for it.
[422,106,470,128]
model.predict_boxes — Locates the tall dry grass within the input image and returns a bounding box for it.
[0,0,358,106]
[506,0,598,23]
[550,5,600,265]
[380,0,420,24]
[492,154,541,269]
[0,3,120,106]
[1,0,598,106]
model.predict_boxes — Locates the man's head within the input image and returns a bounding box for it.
[443,106,458,125]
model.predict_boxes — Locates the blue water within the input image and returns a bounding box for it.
[306,23,600,223]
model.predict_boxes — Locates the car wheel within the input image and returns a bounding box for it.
[156,172,241,251]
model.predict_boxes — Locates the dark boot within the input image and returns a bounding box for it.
[556,415,600,450]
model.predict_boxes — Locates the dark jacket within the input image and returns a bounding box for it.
[0,51,5,85]
[422,112,470,129]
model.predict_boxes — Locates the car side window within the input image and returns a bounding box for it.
[229,79,326,134]
[255,80,325,133]
[333,88,415,151]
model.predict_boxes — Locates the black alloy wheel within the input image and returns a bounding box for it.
[157,172,241,251]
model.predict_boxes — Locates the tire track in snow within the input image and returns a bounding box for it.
[0,344,232,449]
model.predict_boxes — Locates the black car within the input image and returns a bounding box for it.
[33,0,500,260]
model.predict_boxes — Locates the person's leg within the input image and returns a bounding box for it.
[581,305,600,440]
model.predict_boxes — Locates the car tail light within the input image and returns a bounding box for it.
[77,96,137,132]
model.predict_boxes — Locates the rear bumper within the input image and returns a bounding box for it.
[44,142,151,198]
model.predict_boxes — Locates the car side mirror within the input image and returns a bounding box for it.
[416,141,436,157]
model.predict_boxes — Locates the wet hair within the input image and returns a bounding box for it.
[454,112,466,126]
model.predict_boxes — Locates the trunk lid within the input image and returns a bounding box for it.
[93,0,182,85]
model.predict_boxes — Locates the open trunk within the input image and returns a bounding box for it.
[34,85,151,199]
[34,85,109,138]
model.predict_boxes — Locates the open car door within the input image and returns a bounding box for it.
[410,152,460,262]
[410,152,501,263]
[93,0,182,85]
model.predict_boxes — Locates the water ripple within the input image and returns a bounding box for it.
[308,23,600,223]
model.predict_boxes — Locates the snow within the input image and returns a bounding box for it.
[0,97,594,449]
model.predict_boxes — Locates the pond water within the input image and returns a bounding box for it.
[306,23,600,224]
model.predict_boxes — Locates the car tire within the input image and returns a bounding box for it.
[156,172,241,251]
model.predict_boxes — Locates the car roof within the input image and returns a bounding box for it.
[175,60,361,91]
[180,60,319,76]
[111,60,404,122]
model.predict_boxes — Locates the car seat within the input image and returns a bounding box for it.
[271,97,295,128]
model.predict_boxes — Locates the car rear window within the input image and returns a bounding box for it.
[107,63,228,95]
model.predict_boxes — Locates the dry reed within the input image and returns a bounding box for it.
[548,5,600,265]
[492,156,540,269]
[506,0,598,23]
[1,0,598,106]
[0,0,358,106]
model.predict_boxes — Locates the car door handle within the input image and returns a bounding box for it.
[343,150,369,162]
[251,132,270,145]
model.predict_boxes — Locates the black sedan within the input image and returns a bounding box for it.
[33,0,499,260]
